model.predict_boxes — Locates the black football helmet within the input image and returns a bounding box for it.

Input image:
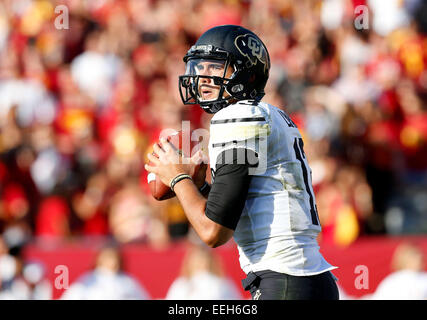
[179,25,270,114]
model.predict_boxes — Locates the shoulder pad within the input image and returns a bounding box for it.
[210,101,271,145]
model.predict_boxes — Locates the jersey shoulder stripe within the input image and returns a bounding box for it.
[211,117,266,125]
[211,137,266,149]
[210,101,271,145]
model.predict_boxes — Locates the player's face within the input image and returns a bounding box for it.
[185,59,233,102]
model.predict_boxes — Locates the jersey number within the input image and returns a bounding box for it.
[293,138,320,226]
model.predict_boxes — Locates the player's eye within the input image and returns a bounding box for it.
[210,64,223,70]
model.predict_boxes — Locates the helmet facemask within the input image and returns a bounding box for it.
[179,57,237,114]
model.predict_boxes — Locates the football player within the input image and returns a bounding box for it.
[145,25,339,300]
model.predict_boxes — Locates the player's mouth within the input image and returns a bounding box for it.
[202,89,214,97]
[200,85,218,99]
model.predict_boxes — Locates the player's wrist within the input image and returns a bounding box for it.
[170,173,193,192]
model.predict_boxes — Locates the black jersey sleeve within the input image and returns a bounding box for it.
[205,148,258,230]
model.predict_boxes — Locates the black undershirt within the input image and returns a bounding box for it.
[205,148,258,230]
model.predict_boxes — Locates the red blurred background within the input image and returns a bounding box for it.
[0,0,426,299]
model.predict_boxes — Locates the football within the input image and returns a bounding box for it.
[148,130,207,201]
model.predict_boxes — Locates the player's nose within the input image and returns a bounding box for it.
[200,76,211,84]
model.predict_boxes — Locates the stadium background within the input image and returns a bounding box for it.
[0,0,426,299]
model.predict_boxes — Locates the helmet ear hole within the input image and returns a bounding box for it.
[231,84,244,93]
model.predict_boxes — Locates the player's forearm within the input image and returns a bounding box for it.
[173,179,219,246]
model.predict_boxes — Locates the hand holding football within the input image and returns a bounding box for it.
[147,130,208,200]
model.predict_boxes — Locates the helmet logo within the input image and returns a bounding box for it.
[235,34,269,73]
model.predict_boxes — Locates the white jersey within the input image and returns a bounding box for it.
[208,100,337,276]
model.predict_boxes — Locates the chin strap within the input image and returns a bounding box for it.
[201,97,235,113]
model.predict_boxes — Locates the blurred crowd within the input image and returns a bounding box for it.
[340,241,427,300]
[0,0,427,297]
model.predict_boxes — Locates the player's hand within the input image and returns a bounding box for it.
[144,138,206,188]
[191,149,209,189]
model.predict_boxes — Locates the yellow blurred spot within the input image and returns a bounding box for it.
[334,204,359,247]
[20,0,54,36]
[400,126,420,148]
[166,199,187,224]
[113,129,138,157]
[62,109,92,135]
[400,42,424,78]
